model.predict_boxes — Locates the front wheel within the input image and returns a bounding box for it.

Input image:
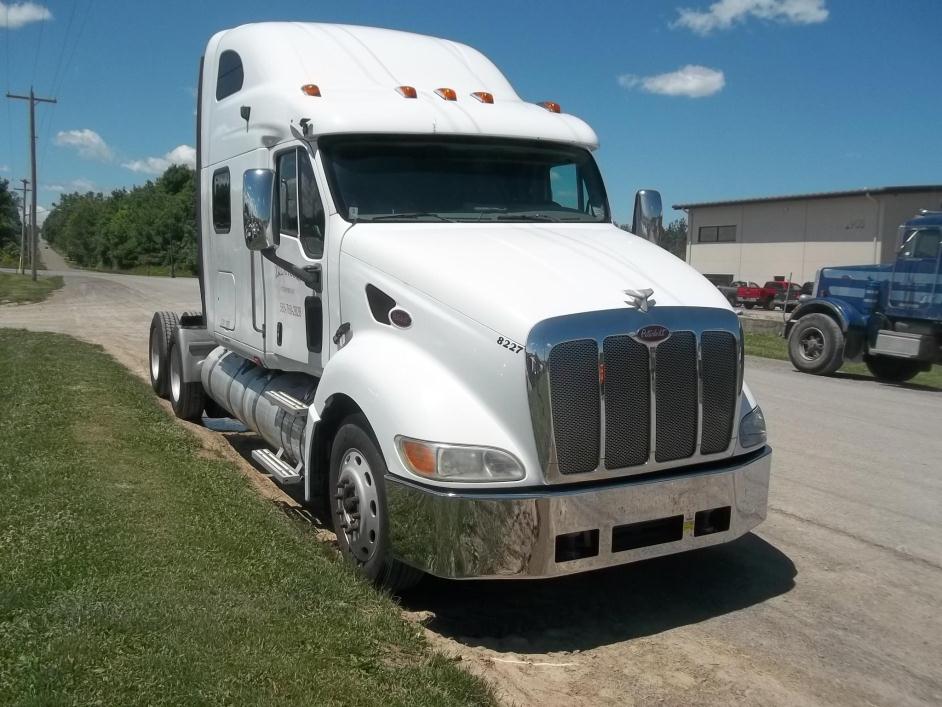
[788,313,845,375]
[744,303,755,310]
[864,355,923,383]
[329,414,423,592]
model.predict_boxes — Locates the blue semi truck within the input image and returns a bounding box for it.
[785,210,942,382]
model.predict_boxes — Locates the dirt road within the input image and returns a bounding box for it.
[2,263,940,706]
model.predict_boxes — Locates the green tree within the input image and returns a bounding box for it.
[619,216,688,259]
[0,179,24,264]
[42,166,198,275]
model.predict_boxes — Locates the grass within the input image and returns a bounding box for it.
[0,331,494,706]
[745,332,942,390]
[0,272,63,305]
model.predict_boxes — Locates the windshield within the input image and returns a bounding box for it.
[320,136,610,223]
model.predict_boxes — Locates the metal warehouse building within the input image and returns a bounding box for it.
[675,185,942,284]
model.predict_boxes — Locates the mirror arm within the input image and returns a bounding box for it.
[260,248,322,293]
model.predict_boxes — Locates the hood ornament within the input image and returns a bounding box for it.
[623,288,656,313]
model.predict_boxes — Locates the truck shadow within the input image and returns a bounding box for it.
[400,533,795,653]
[827,370,941,393]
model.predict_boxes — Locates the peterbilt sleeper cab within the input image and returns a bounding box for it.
[148,22,771,589]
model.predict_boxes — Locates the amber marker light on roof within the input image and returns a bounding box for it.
[471,91,494,103]
[396,85,417,98]
[435,87,458,101]
[538,101,561,113]
[301,84,322,97]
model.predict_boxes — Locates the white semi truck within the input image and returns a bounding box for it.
[148,22,771,589]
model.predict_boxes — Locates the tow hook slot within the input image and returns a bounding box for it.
[694,506,732,536]
[555,529,599,562]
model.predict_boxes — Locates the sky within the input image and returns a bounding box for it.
[2,0,941,224]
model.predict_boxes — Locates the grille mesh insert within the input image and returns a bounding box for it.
[654,332,698,462]
[549,339,600,474]
[603,336,650,468]
[700,331,738,454]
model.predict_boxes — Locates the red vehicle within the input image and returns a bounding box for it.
[737,279,797,310]
[736,281,775,309]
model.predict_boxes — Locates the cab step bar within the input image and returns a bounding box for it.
[251,448,303,484]
[264,390,309,415]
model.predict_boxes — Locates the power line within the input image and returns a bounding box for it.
[40,1,91,167]
[31,8,45,86]
[7,88,57,282]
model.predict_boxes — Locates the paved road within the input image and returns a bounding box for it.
[1,263,939,706]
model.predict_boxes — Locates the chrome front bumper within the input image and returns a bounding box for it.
[386,447,771,579]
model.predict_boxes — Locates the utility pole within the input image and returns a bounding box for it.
[14,179,30,275]
[7,87,57,281]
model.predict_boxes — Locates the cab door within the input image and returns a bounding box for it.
[264,144,327,374]
[209,150,267,358]
[888,228,942,320]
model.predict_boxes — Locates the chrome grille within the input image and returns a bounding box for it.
[548,339,600,475]
[602,336,650,468]
[654,332,698,462]
[527,307,742,483]
[700,331,738,455]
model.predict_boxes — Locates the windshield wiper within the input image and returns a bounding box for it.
[495,213,560,222]
[367,212,454,223]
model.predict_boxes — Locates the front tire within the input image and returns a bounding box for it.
[149,311,179,398]
[744,303,755,310]
[168,330,206,421]
[864,355,923,383]
[329,414,423,592]
[788,313,845,375]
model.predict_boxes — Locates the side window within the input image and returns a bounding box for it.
[298,151,326,259]
[212,168,230,233]
[911,230,941,259]
[277,150,298,236]
[698,226,718,242]
[216,50,243,101]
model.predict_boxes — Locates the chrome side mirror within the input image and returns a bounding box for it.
[631,189,663,242]
[243,169,276,251]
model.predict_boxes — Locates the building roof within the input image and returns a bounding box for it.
[673,184,942,210]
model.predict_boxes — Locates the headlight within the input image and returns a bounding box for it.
[739,406,767,449]
[396,436,525,482]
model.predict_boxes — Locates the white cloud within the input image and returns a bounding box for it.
[121,144,196,175]
[0,1,52,29]
[673,0,828,34]
[54,129,113,161]
[618,65,726,98]
[0,164,9,172]
[44,178,96,193]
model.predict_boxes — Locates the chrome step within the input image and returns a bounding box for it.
[264,390,309,414]
[251,448,302,484]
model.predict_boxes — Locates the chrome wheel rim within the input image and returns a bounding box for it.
[798,327,825,361]
[150,333,161,381]
[334,448,380,565]
[169,348,182,401]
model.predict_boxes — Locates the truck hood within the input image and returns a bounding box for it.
[341,222,731,341]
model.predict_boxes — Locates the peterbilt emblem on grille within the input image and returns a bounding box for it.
[623,288,656,312]
[635,325,671,344]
